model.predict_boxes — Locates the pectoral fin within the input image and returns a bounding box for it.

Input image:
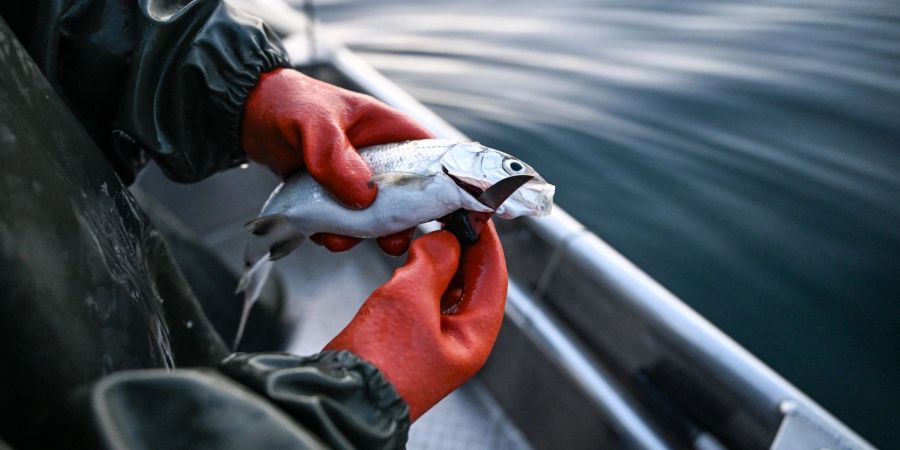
[245,214,289,235]
[269,233,305,260]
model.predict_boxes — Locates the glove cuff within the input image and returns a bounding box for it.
[313,349,412,437]
[220,350,410,450]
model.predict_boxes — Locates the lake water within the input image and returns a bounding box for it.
[313,1,900,446]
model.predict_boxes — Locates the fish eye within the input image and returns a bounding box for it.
[503,159,526,174]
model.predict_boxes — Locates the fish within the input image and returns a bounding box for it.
[233,139,555,349]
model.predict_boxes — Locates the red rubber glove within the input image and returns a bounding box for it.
[324,222,508,421]
[241,68,433,255]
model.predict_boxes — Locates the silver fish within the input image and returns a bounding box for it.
[233,139,554,348]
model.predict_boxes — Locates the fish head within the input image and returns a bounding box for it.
[441,142,555,219]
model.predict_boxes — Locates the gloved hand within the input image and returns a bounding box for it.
[324,222,508,421]
[241,68,433,255]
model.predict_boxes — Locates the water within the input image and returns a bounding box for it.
[312,1,900,446]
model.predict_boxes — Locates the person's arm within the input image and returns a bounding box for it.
[220,223,507,441]
[83,224,507,449]
[1,0,432,253]
[0,0,292,183]
[113,0,291,183]
[0,0,290,184]
[85,357,408,450]
[325,223,509,420]
[219,351,410,450]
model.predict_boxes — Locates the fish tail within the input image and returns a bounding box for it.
[233,254,274,350]
[234,214,303,350]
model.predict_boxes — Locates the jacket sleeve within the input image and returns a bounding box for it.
[219,351,411,450]
[113,0,290,182]
[83,352,410,450]
[0,0,291,183]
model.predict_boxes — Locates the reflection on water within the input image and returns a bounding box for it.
[314,0,900,446]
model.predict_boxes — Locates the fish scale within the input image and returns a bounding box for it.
[357,139,455,173]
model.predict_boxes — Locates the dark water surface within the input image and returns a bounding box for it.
[313,0,900,446]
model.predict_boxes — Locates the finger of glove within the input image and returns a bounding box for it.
[346,100,434,148]
[442,221,508,346]
[373,230,460,318]
[376,228,415,256]
[310,233,362,252]
[301,123,376,209]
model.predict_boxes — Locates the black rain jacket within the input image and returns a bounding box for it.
[1,0,285,184]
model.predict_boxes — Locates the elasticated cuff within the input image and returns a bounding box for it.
[220,351,410,450]
[186,2,292,177]
[115,0,292,183]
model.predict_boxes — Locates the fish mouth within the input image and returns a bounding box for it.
[446,169,540,215]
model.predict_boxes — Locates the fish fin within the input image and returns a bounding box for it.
[235,214,301,350]
[232,292,256,351]
[245,214,289,236]
[235,252,275,299]
[234,253,274,350]
[269,233,305,260]
[243,213,300,264]
[369,172,432,190]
